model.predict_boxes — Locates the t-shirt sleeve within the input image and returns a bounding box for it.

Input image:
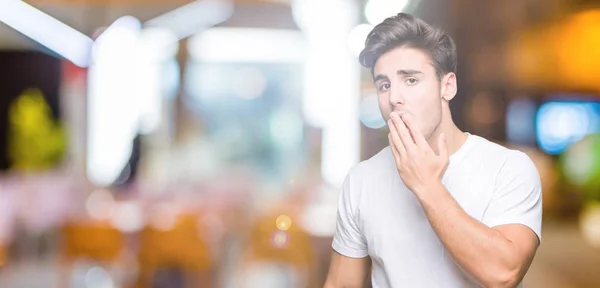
[331,172,369,258]
[482,151,543,244]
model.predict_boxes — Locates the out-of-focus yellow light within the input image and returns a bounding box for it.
[276,215,292,231]
[555,10,600,91]
[507,9,600,92]
[580,202,600,248]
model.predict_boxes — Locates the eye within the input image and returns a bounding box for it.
[379,83,391,92]
[405,78,418,85]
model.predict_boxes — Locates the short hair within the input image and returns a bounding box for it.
[359,13,457,81]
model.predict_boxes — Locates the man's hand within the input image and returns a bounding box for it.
[387,112,449,196]
[387,112,541,287]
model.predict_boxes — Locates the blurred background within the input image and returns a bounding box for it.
[0,0,600,287]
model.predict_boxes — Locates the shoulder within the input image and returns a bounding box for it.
[341,146,394,196]
[498,149,541,188]
[469,135,516,158]
[347,146,394,183]
[471,135,537,166]
[469,135,540,187]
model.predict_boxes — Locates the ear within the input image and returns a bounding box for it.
[440,72,457,101]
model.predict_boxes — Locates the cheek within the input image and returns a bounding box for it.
[377,94,391,116]
[405,86,432,109]
[408,86,440,126]
[417,83,440,102]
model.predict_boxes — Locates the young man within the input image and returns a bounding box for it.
[324,13,542,288]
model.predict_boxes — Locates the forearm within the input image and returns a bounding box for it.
[416,182,520,287]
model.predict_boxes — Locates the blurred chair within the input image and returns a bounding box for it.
[61,221,124,262]
[236,211,318,288]
[60,221,125,287]
[136,213,214,288]
[0,243,6,267]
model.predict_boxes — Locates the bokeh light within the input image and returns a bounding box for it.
[347,24,373,57]
[561,134,600,199]
[148,203,179,231]
[536,101,600,155]
[359,94,386,129]
[232,68,267,100]
[580,202,600,248]
[84,266,114,288]
[275,215,292,231]
[109,201,144,233]
[365,0,411,26]
[270,230,290,249]
[86,189,116,220]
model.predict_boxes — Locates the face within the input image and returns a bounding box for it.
[373,47,457,141]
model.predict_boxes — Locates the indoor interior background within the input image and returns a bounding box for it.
[1,0,600,287]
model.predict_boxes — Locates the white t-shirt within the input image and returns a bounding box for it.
[332,134,542,288]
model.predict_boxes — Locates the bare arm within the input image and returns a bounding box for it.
[417,183,539,288]
[387,112,541,288]
[324,251,371,288]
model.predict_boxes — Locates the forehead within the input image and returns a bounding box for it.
[373,47,435,76]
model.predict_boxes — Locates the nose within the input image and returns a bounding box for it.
[388,85,405,107]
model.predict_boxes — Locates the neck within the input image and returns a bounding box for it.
[428,115,468,157]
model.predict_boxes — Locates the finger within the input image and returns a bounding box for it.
[388,119,407,159]
[388,133,402,164]
[437,133,448,158]
[391,113,415,152]
[401,114,428,149]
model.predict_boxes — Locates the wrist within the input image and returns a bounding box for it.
[413,180,446,202]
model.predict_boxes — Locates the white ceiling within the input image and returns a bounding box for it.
[0,0,459,51]
[0,3,216,49]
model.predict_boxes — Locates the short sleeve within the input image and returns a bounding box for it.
[482,151,543,243]
[331,173,368,258]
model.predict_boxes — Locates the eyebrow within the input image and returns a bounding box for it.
[373,74,388,82]
[397,69,423,76]
[374,69,424,82]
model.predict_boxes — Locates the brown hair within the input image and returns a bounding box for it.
[359,13,457,80]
